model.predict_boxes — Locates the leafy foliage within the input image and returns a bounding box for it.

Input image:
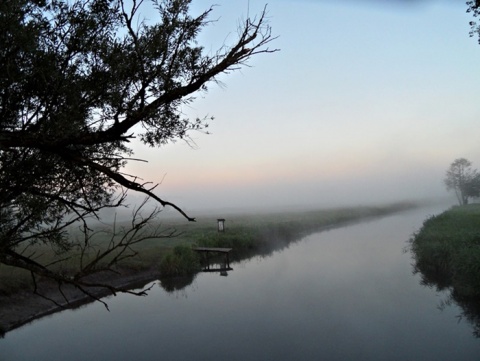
[467,1,480,43]
[0,0,276,301]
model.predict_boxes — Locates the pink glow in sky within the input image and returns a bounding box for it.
[125,0,480,212]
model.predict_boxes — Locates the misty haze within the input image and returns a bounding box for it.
[1,0,480,360]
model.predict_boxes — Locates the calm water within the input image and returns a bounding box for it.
[2,206,480,360]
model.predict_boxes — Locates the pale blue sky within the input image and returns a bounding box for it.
[127,0,480,212]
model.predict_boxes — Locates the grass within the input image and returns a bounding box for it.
[409,203,480,298]
[0,201,417,296]
[159,245,201,277]
[195,203,414,245]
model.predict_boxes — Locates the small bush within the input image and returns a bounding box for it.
[159,245,201,277]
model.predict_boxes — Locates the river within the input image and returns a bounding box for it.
[2,205,480,360]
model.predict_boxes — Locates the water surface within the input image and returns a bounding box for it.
[2,206,480,360]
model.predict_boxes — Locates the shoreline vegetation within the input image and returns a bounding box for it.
[409,204,480,337]
[1,201,418,336]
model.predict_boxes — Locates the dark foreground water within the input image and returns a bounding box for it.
[2,205,480,360]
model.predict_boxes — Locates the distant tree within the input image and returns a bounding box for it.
[0,0,276,305]
[444,158,480,205]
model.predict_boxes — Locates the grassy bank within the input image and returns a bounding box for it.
[159,202,417,278]
[1,202,417,296]
[409,204,480,298]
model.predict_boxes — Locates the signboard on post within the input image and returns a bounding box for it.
[217,218,225,232]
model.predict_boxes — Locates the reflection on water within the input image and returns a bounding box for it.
[439,293,480,338]
[412,253,480,338]
[159,274,197,293]
[2,205,480,361]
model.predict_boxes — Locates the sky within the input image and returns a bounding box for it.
[124,0,480,214]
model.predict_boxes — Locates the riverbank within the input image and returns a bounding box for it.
[409,203,480,298]
[0,267,162,337]
[1,202,419,336]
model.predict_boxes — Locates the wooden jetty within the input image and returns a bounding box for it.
[193,247,233,272]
